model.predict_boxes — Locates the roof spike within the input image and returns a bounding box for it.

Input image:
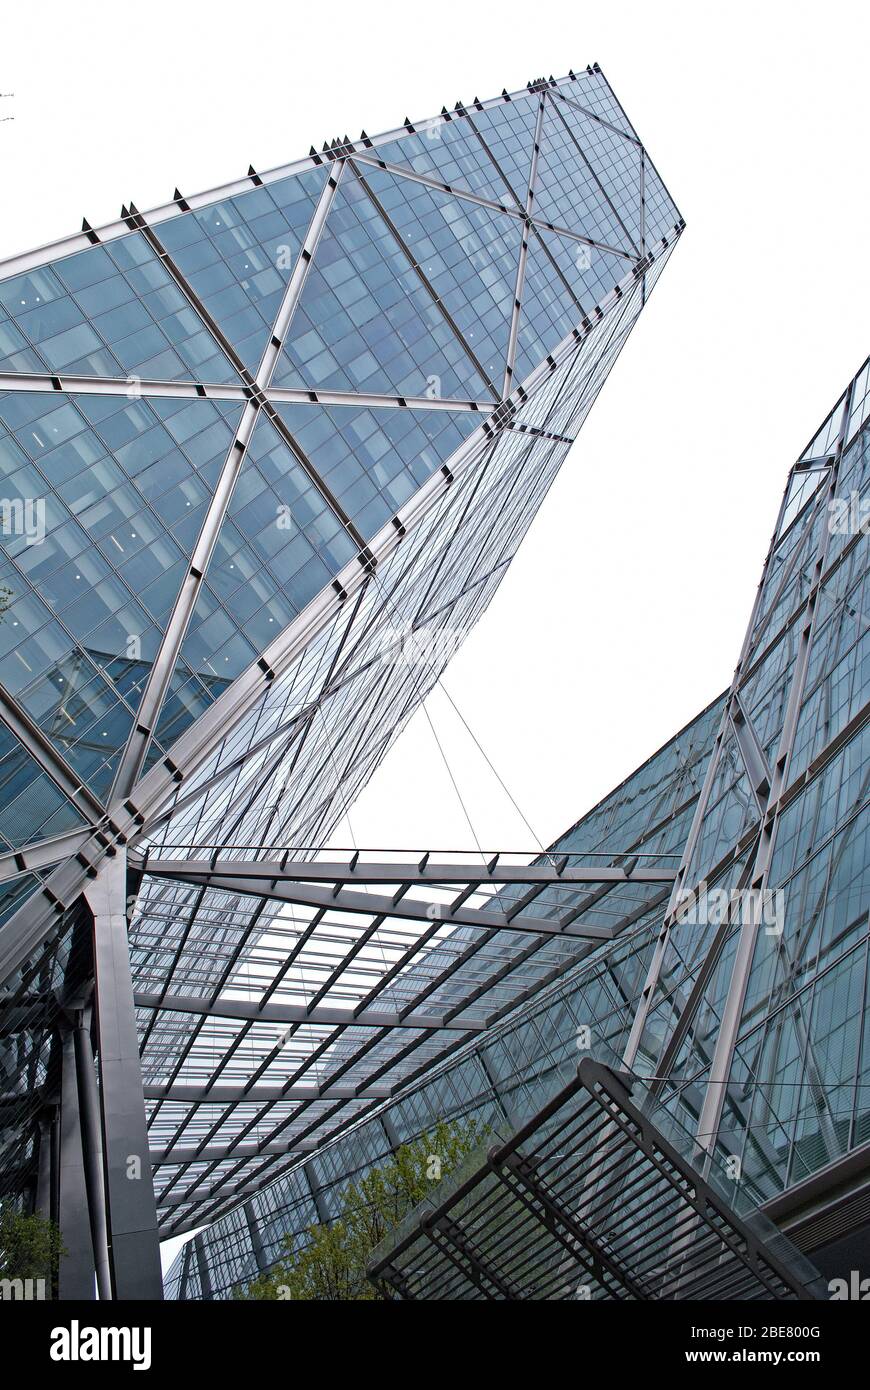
[403,116,412,127]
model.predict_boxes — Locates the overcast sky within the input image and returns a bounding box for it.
[4,2,869,1264]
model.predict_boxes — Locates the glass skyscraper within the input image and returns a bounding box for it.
[168,353,870,1300]
[0,68,683,1298]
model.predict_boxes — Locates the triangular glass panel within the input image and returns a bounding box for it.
[534,99,639,255]
[275,400,482,540]
[156,167,329,372]
[558,74,638,141]
[353,164,521,389]
[272,172,494,401]
[0,232,242,383]
[461,93,542,203]
[513,226,633,382]
[157,412,358,753]
[0,390,242,796]
[0,717,89,846]
[514,233,584,384]
[546,96,645,251]
[364,111,522,210]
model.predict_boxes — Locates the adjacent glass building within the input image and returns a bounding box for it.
[0,68,684,1298]
[167,355,870,1299]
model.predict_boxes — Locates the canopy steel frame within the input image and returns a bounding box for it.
[368,1060,824,1301]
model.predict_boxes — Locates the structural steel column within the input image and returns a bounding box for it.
[73,1011,113,1300]
[85,854,164,1300]
[57,1028,96,1300]
[35,1116,52,1220]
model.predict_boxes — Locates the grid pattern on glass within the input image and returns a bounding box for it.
[464,93,542,203]
[272,172,494,400]
[0,390,243,796]
[156,169,328,372]
[274,401,483,540]
[0,72,686,1282]
[160,411,358,749]
[563,72,639,141]
[548,96,644,249]
[364,114,521,209]
[354,164,521,388]
[0,234,242,383]
[535,100,638,252]
[0,719,88,850]
[514,229,634,383]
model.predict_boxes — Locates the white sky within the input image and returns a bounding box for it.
[4,0,869,1270]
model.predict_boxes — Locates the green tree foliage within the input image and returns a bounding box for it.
[236,1118,486,1301]
[0,1203,64,1285]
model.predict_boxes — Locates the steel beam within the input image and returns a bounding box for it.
[72,1012,112,1300]
[85,855,163,1299]
[143,1080,394,1105]
[133,990,486,1033]
[56,1028,95,1300]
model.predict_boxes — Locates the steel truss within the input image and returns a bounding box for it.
[0,66,683,1297]
[367,1059,825,1301]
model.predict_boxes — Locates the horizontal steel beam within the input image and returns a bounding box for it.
[134,991,486,1033]
[136,855,676,885]
[144,1079,394,1105]
[151,1137,313,1167]
[0,370,248,402]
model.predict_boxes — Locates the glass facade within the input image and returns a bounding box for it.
[168,354,870,1299]
[0,65,684,1299]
